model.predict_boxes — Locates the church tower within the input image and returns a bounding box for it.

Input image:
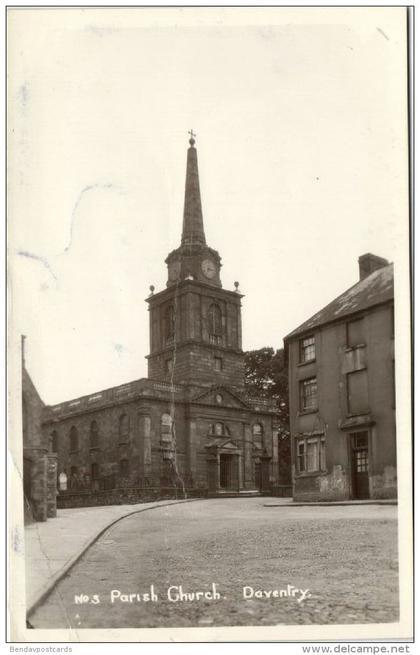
[146,133,245,389]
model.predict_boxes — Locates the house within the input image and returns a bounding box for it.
[284,254,396,501]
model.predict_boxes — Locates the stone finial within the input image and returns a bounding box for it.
[188,129,196,147]
[149,285,155,296]
[234,281,240,292]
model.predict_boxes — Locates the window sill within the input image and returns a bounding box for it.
[298,408,319,416]
[89,446,100,452]
[344,344,366,352]
[69,450,79,455]
[345,411,370,419]
[295,470,327,478]
[118,440,129,446]
[297,359,316,367]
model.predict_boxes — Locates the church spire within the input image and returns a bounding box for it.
[181,131,206,247]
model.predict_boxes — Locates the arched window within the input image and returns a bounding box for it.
[69,426,78,452]
[119,414,129,441]
[161,413,172,442]
[164,305,175,342]
[90,421,99,448]
[51,430,58,453]
[119,459,129,477]
[208,304,223,336]
[252,423,263,438]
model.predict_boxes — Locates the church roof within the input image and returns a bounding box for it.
[285,263,394,340]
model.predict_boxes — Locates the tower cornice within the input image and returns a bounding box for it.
[145,279,244,305]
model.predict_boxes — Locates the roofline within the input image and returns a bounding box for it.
[284,296,394,343]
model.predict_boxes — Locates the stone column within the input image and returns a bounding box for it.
[186,417,197,486]
[206,455,218,492]
[243,424,253,489]
[138,412,152,485]
[46,454,58,518]
[271,428,279,485]
[260,452,272,494]
[237,453,243,491]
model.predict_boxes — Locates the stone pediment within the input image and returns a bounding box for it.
[191,386,249,409]
[205,438,240,451]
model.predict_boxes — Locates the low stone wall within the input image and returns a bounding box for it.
[57,486,208,509]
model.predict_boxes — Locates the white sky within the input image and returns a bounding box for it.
[8,7,409,405]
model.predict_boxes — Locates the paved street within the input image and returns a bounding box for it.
[29,498,398,629]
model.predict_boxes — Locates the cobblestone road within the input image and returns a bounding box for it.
[29,498,399,629]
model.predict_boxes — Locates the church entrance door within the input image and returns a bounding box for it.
[219,454,235,490]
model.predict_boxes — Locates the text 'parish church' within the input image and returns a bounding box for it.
[42,134,285,505]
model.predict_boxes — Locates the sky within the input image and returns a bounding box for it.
[9,7,409,405]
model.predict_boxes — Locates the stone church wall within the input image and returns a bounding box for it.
[22,367,58,522]
[44,386,283,505]
[44,395,192,490]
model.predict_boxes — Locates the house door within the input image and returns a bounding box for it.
[351,432,370,499]
[220,454,234,490]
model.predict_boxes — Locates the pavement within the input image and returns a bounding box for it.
[28,497,399,630]
[25,495,397,619]
[264,499,398,507]
[25,498,199,616]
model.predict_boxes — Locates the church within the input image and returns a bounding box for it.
[42,134,284,506]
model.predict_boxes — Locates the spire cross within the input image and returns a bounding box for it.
[188,129,196,140]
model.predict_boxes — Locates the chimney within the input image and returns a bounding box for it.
[358,253,389,281]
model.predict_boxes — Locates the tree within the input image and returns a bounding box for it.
[244,347,289,427]
[244,347,291,485]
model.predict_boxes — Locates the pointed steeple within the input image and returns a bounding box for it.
[181,131,206,247]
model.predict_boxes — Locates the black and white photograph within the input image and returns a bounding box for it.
[7,6,412,643]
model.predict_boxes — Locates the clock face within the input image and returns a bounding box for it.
[168,261,181,281]
[201,259,216,279]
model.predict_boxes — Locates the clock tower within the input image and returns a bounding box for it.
[165,132,222,288]
[146,133,245,389]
